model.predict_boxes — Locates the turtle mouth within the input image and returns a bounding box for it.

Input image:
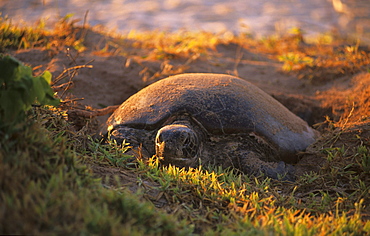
[155,124,199,167]
[158,155,197,167]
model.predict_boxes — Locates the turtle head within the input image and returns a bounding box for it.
[155,124,199,167]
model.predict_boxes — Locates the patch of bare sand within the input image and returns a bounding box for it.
[14,47,146,123]
[295,73,370,176]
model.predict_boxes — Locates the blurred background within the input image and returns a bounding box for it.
[1,0,369,43]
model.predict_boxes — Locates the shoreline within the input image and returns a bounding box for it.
[1,0,370,44]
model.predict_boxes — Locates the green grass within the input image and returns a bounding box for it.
[86,124,370,235]
[0,108,191,235]
[2,107,368,235]
[0,14,86,52]
[0,15,46,51]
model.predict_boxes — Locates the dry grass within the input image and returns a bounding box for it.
[256,32,370,83]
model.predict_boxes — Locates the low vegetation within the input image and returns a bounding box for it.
[0,15,369,235]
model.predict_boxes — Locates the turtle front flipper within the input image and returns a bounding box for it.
[241,151,296,181]
[107,127,154,158]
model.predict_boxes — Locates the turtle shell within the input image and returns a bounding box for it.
[101,73,318,162]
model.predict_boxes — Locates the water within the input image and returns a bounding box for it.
[1,0,369,42]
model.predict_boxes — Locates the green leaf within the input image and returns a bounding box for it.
[0,90,26,123]
[0,54,60,126]
[0,55,21,83]
[31,75,46,104]
[41,70,52,84]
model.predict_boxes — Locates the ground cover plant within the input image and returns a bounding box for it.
[0,15,369,235]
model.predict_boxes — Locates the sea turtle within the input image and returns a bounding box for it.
[99,73,319,180]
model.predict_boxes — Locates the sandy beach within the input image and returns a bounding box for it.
[1,0,370,42]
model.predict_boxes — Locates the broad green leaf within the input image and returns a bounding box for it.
[0,90,25,123]
[0,55,20,82]
[0,54,60,126]
[30,76,46,104]
[41,71,52,84]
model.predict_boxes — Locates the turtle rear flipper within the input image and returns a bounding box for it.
[262,161,295,181]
